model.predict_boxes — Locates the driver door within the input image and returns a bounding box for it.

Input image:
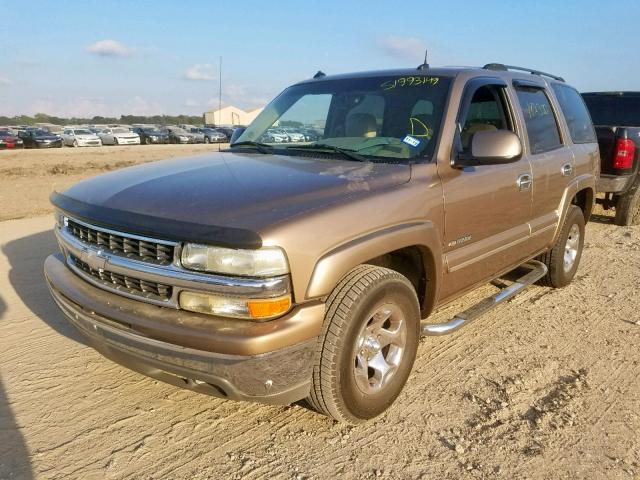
[438,79,533,302]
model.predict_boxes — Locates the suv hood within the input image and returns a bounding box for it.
[54,151,411,248]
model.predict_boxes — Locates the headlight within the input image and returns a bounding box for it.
[181,243,289,277]
[179,291,291,320]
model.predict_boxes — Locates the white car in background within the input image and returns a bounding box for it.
[62,128,102,147]
[98,127,141,145]
[282,128,305,142]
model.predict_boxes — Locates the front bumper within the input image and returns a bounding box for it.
[77,140,102,147]
[44,253,323,404]
[36,140,63,148]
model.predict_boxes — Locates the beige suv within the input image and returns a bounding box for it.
[45,63,599,424]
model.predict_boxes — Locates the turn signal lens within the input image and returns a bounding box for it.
[247,297,292,319]
[179,291,291,320]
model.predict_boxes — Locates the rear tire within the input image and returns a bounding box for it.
[614,180,640,226]
[307,265,420,424]
[537,205,585,288]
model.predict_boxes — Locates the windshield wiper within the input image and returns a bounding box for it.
[287,144,369,162]
[229,141,273,154]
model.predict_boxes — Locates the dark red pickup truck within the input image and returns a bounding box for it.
[582,92,640,225]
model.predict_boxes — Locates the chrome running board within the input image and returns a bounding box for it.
[421,260,548,336]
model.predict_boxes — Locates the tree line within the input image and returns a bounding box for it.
[0,113,206,127]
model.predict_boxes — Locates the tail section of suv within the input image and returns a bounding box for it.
[45,64,598,424]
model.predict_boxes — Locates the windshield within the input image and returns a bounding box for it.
[31,129,50,135]
[235,75,452,161]
[0,130,12,136]
[113,128,129,133]
[143,128,161,134]
[74,129,93,135]
[171,128,188,134]
[582,94,640,127]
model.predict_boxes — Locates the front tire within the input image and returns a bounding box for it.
[73,140,78,147]
[537,205,585,288]
[307,265,420,424]
[614,179,640,226]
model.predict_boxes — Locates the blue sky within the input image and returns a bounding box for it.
[1,0,638,117]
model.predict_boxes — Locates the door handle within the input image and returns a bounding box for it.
[561,163,573,177]
[517,173,533,191]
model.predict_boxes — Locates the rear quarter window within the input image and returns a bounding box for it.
[516,88,563,154]
[552,84,597,144]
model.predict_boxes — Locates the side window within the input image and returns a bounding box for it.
[461,85,512,150]
[515,87,562,154]
[551,84,597,144]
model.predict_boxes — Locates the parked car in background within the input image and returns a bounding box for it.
[132,127,168,145]
[98,127,141,146]
[300,128,320,142]
[259,128,289,143]
[61,128,102,147]
[282,128,306,142]
[186,128,205,143]
[582,91,640,225]
[19,129,63,148]
[191,127,227,144]
[0,129,24,149]
[211,126,236,140]
[163,126,195,144]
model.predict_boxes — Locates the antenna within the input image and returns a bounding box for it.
[417,49,429,70]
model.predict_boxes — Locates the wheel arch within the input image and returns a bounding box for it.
[572,186,595,223]
[305,222,442,317]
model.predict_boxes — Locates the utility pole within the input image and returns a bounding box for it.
[218,56,222,127]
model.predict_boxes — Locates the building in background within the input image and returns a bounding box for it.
[204,106,263,127]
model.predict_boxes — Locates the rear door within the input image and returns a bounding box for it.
[438,78,533,302]
[513,82,573,250]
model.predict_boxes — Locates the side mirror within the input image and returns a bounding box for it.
[230,127,246,145]
[453,130,522,168]
[472,130,522,162]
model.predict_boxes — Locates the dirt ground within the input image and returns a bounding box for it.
[0,144,224,221]
[0,147,639,479]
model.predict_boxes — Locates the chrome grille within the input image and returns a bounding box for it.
[70,254,172,302]
[67,218,174,265]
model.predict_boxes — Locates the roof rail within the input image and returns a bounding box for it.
[483,63,565,82]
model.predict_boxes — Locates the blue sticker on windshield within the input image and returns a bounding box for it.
[402,135,421,148]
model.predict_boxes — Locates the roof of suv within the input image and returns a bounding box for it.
[295,65,566,86]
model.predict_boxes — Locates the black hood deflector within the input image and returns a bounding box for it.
[51,192,263,249]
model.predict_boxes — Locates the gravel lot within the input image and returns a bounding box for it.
[0,147,639,479]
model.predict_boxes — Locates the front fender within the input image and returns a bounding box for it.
[306,221,443,309]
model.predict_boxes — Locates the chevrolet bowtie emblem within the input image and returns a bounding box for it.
[81,247,108,271]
